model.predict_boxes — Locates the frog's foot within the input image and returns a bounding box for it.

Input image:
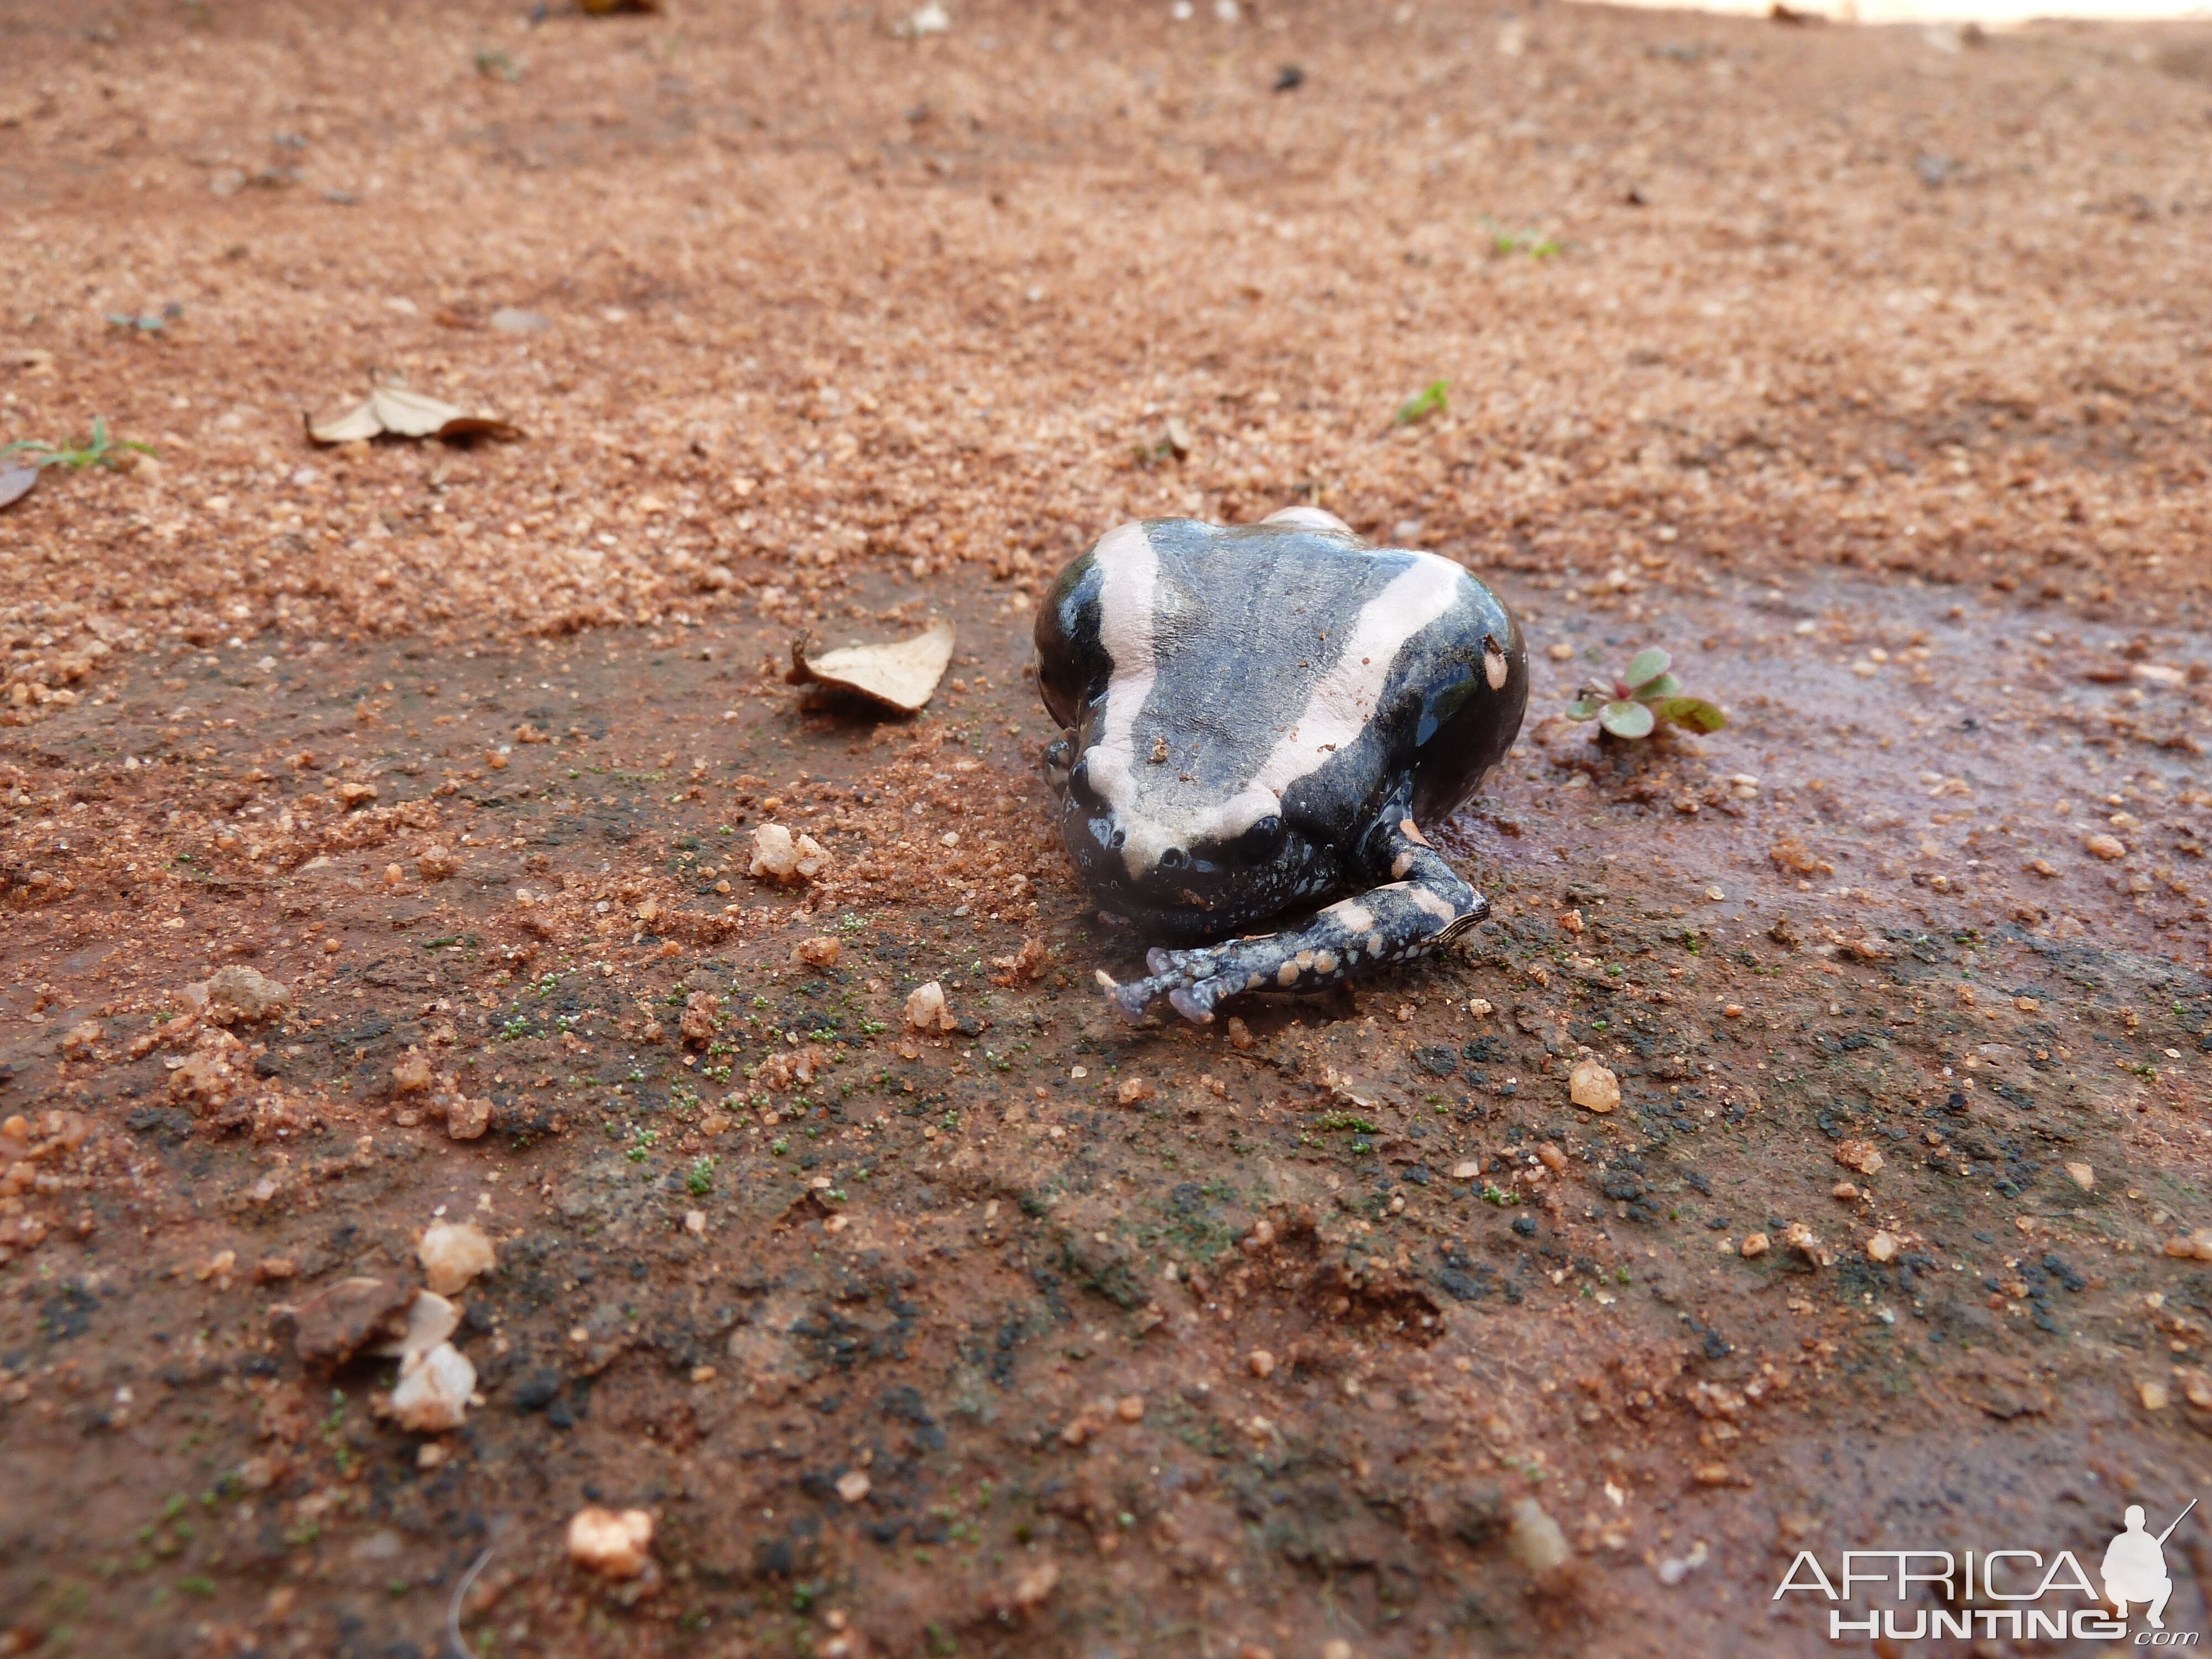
[1095,953,1239,1024]
[1099,877,1489,1025]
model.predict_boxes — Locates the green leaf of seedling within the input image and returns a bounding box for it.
[1394,379,1449,426]
[1632,672,1682,702]
[1599,700,1656,739]
[1651,696,1726,733]
[1564,698,1602,721]
[1623,647,1671,688]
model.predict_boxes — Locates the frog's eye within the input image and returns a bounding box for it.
[1066,755,1099,805]
[1042,734,1074,790]
[1235,815,1286,863]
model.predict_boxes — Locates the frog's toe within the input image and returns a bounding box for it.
[1167,984,1220,1024]
[1098,949,1230,1023]
[1097,968,1159,1023]
[1110,983,1156,1022]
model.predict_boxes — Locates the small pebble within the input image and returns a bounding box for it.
[903,980,952,1031]
[1657,1540,1709,1585]
[1505,1498,1569,1575]
[418,1220,495,1295]
[567,1506,654,1578]
[390,1342,476,1432]
[750,822,830,884]
[1834,1139,1885,1177]
[1568,1059,1619,1114]
[1782,1221,1828,1265]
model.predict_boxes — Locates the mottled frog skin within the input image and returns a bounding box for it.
[1033,507,1528,1023]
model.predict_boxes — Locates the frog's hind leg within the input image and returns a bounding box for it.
[1101,818,1487,1024]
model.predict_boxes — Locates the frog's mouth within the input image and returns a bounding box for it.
[1056,789,1340,945]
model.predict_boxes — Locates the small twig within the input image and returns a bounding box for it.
[446,1537,499,1659]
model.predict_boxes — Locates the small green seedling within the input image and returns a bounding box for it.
[474,46,520,81]
[106,303,182,334]
[1395,379,1449,425]
[2,416,154,472]
[1496,229,1561,257]
[1565,646,1725,739]
[1481,216,1563,259]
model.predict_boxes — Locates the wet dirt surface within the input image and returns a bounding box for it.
[5,2,2212,1656]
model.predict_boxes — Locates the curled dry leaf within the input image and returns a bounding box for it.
[787,617,955,713]
[305,384,520,445]
[0,466,37,511]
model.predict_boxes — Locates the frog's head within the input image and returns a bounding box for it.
[1046,727,1342,941]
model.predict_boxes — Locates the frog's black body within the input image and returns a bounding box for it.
[1034,508,1528,1022]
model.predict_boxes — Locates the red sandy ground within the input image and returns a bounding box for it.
[4,2,2212,1655]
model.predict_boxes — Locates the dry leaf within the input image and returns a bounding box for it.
[0,466,36,511]
[787,618,955,713]
[305,384,520,445]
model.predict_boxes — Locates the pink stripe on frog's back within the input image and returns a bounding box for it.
[1083,520,1160,844]
[1248,551,1466,799]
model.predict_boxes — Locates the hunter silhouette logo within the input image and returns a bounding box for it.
[2104,1500,2196,1630]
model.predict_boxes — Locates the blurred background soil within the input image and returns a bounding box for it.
[3,1,2212,1655]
